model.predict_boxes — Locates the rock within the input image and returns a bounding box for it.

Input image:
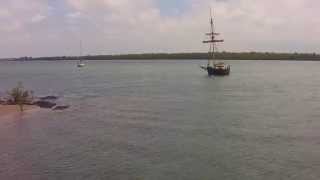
[4,100,14,105]
[0,97,4,104]
[35,101,57,109]
[0,99,6,105]
[53,105,70,111]
[39,96,59,101]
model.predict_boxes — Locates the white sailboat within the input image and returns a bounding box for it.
[77,60,85,68]
[77,41,85,68]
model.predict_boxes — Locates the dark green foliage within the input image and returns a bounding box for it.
[8,52,320,61]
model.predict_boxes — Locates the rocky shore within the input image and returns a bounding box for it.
[0,95,70,119]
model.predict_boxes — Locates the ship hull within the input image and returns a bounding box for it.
[207,66,230,76]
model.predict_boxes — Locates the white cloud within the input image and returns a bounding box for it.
[31,14,46,23]
[61,0,320,54]
[0,0,48,31]
[0,0,319,57]
[66,12,82,19]
[0,9,10,17]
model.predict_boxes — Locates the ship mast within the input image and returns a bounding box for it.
[203,10,224,67]
[80,40,82,61]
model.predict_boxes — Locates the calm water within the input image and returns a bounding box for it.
[0,60,320,180]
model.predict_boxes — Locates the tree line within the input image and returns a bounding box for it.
[10,52,320,61]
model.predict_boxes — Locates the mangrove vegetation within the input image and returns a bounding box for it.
[4,52,320,61]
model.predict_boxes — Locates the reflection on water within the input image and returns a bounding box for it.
[0,60,320,180]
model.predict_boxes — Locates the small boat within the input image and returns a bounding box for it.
[77,60,85,68]
[77,41,85,68]
[201,10,230,76]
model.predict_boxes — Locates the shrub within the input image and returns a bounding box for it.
[7,82,34,112]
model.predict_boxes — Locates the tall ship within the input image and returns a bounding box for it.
[201,11,230,76]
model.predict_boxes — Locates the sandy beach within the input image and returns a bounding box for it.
[0,105,39,119]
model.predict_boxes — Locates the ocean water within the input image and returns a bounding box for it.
[0,60,320,180]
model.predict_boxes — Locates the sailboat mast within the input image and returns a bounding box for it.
[78,40,83,63]
[80,40,83,58]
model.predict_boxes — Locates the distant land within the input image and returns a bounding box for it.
[1,52,320,61]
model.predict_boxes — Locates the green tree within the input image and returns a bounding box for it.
[7,82,33,112]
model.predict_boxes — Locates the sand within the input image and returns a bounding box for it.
[0,105,38,119]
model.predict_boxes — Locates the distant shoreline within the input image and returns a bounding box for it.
[1,52,320,61]
[4,59,320,62]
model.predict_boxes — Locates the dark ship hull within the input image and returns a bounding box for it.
[207,66,230,76]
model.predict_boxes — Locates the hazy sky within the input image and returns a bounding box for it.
[0,0,319,58]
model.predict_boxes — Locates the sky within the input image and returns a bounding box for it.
[0,0,319,58]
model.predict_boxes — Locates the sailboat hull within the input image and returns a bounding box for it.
[77,63,85,68]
